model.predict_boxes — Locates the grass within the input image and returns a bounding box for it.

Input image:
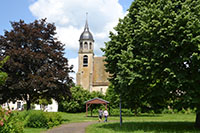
[19,111,199,133]
[23,112,98,133]
[24,128,46,133]
[86,113,200,133]
[58,112,100,123]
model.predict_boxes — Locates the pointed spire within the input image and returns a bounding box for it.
[84,12,89,31]
[79,12,94,41]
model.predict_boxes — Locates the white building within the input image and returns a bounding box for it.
[2,99,58,112]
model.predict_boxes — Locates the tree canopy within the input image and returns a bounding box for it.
[102,0,200,126]
[0,19,73,110]
[59,86,105,113]
[0,56,9,101]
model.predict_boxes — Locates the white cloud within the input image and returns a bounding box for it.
[56,26,83,50]
[29,0,125,81]
[68,57,78,82]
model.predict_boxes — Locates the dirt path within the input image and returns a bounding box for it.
[45,121,97,133]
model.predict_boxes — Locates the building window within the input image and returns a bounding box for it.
[80,42,83,49]
[17,102,21,109]
[89,43,92,49]
[84,42,88,49]
[100,88,103,93]
[83,55,88,67]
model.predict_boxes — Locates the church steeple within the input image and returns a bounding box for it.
[79,13,94,41]
[77,13,95,92]
[84,13,89,31]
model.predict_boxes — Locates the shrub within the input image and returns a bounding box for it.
[45,112,63,128]
[25,110,63,129]
[110,108,133,116]
[26,111,47,128]
[162,108,174,114]
[161,108,196,114]
[0,108,24,133]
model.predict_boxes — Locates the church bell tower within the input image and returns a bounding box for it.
[76,14,94,92]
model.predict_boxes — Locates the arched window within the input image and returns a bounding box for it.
[80,42,83,49]
[84,42,88,49]
[83,55,88,67]
[89,42,92,49]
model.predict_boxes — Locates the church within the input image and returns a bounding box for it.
[76,19,109,94]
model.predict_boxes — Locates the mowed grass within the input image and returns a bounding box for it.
[24,112,98,133]
[24,128,46,133]
[23,112,199,133]
[58,112,100,123]
[86,113,200,133]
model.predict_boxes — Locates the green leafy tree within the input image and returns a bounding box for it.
[34,97,52,111]
[59,86,105,113]
[105,85,120,109]
[0,19,73,110]
[59,86,91,112]
[0,56,9,101]
[103,0,200,127]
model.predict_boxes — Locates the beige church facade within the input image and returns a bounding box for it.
[76,19,109,94]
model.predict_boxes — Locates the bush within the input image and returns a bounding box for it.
[161,108,196,114]
[25,110,63,129]
[110,108,133,116]
[0,108,24,133]
[59,86,105,113]
[162,108,174,114]
[26,111,47,128]
[45,112,63,128]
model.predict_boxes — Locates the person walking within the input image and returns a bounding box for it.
[103,109,109,122]
[98,108,103,122]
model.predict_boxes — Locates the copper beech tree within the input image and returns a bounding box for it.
[0,19,73,110]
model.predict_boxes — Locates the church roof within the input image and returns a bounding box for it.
[79,16,94,41]
[93,57,109,86]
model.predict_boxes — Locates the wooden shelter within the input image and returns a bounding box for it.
[85,97,109,117]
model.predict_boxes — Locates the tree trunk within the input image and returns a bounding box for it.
[6,102,10,110]
[134,108,137,116]
[26,100,31,110]
[195,108,200,128]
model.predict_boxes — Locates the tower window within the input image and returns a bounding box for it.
[84,42,88,49]
[89,43,92,49]
[80,42,83,49]
[83,55,88,67]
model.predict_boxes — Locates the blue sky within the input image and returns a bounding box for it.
[0,0,133,80]
[0,0,132,35]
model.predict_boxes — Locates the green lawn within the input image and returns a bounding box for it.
[24,112,98,133]
[23,112,199,133]
[24,128,47,133]
[86,113,200,133]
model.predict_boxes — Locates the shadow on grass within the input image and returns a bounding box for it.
[109,114,162,117]
[97,121,200,133]
[62,118,70,122]
[87,114,162,118]
[87,116,98,118]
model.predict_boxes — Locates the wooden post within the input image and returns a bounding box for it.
[109,104,110,116]
[120,96,122,126]
[91,104,92,116]
[86,103,88,117]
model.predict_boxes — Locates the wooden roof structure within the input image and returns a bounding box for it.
[85,97,109,116]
